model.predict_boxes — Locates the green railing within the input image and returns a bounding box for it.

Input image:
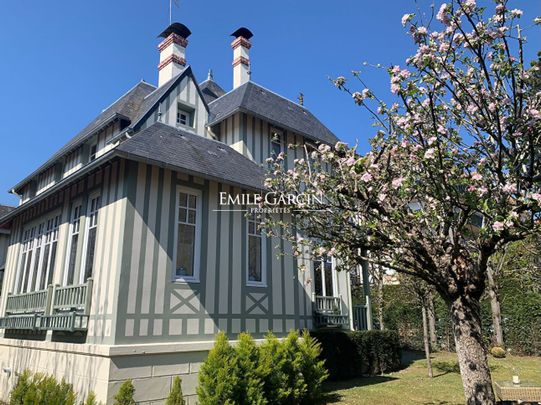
[6,289,48,314]
[0,279,93,331]
[313,295,349,327]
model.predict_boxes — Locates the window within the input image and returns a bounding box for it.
[314,256,335,297]
[174,187,201,282]
[36,215,60,290]
[16,214,60,293]
[64,204,82,285]
[81,195,100,282]
[176,104,193,127]
[247,212,266,286]
[16,226,36,293]
[90,143,98,161]
[270,129,283,159]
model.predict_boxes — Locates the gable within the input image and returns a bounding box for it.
[135,67,210,137]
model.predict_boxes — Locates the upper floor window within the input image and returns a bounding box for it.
[247,212,266,287]
[177,104,194,128]
[90,143,98,161]
[174,187,201,282]
[270,129,283,159]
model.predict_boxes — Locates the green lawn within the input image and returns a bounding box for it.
[324,351,541,404]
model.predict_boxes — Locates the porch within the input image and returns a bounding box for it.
[0,278,93,332]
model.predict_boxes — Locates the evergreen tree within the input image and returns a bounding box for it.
[234,333,267,405]
[166,376,185,405]
[113,380,135,405]
[197,331,238,405]
[298,330,328,403]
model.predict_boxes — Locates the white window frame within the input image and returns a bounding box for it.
[176,104,194,128]
[79,192,101,284]
[270,128,284,158]
[89,142,98,161]
[246,212,267,287]
[314,256,338,297]
[172,186,202,283]
[63,201,82,285]
[34,214,60,290]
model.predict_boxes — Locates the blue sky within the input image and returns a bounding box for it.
[0,0,539,206]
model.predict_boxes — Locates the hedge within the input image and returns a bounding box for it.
[310,329,402,380]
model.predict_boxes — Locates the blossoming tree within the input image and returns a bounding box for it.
[262,1,540,403]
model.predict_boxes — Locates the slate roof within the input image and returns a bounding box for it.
[116,122,265,190]
[0,205,14,220]
[208,81,338,145]
[12,80,156,193]
[199,78,226,103]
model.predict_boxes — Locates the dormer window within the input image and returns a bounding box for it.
[270,128,283,158]
[176,104,194,128]
[90,143,98,161]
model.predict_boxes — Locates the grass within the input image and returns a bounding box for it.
[323,351,541,404]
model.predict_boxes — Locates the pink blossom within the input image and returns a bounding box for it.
[502,184,517,194]
[492,221,505,232]
[392,177,405,189]
[427,136,437,145]
[345,157,356,166]
[401,13,414,26]
[361,172,373,182]
[510,9,523,18]
[531,193,541,203]
[437,3,450,24]
[471,172,483,181]
[424,148,436,159]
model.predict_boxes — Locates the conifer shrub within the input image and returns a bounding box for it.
[166,376,185,405]
[198,330,328,404]
[113,380,135,405]
[9,370,77,405]
[197,331,239,405]
[82,391,101,405]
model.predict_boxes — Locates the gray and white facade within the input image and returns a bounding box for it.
[0,23,362,404]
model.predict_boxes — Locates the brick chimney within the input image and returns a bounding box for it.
[158,23,191,87]
[231,27,253,89]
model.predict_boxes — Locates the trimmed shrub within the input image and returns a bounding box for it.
[82,391,101,405]
[198,331,327,405]
[490,346,507,358]
[311,329,402,380]
[9,370,77,405]
[309,329,360,380]
[197,331,239,405]
[234,333,266,404]
[113,380,135,405]
[298,330,329,403]
[166,376,185,405]
[350,330,402,374]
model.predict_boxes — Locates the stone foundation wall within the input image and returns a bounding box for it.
[0,339,208,404]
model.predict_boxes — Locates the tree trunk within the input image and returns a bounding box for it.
[422,304,433,378]
[378,276,385,330]
[486,264,504,347]
[451,295,495,404]
[428,291,437,349]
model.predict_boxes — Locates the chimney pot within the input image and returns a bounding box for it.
[158,23,191,87]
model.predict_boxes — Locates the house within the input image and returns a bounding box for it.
[0,23,363,403]
[0,206,14,293]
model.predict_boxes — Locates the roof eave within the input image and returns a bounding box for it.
[115,150,265,192]
[10,112,131,194]
[208,107,336,145]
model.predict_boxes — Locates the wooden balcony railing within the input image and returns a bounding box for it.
[0,279,93,331]
[6,289,49,314]
[313,295,349,327]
